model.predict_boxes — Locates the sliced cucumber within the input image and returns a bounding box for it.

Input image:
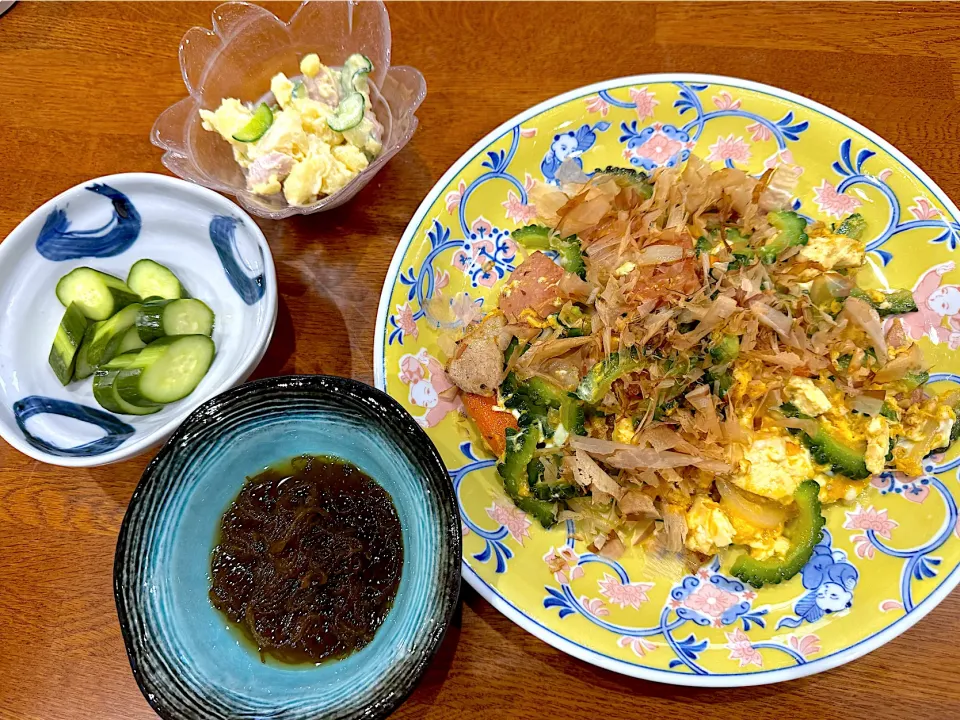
[92,352,161,416]
[118,326,146,353]
[48,303,89,385]
[232,103,273,143]
[85,303,142,369]
[55,267,141,321]
[327,92,365,132]
[115,335,215,406]
[127,259,187,300]
[73,321,101,381]
[340,53,373,95]
[136,298,215,344]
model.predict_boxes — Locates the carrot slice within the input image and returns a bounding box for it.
[462,392,518,457]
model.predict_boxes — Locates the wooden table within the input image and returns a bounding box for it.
[2,2,960,718]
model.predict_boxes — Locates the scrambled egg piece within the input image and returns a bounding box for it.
[815,473,868,503]
[799,233,865,270]
[613,417,636,444]
[200,53,381,206]
[199,98,253,150]
[728,513,790,561]
[864,415,890,474]
[685,496,736,555]
[732,431,815,503]
[785,376,832,417]
[300,53,322,78]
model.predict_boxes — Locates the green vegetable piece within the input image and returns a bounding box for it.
[836,213,867,240]
[704,370,734,399]
[504,375,585,437]
[49,303,89,385]
[900,370,930,392]
[558,304,591,337]
[804,425,870,480]
[339,53,374,96]
[232,103,274,143]
[136,298,215,344]
[127,259,188,300]
[592,166,654,199]
[879,401,900,422]
[497,426,559,528]
[758,211,809,264]
[848,287,918,317]
[836,354,852,371]
[576,349,643,404]
[56,267,141,321]
[511,224,587,279]
[73,322,100,381]
[327,91,366,132]
[709,334,740,365]
[731,480,825,587]
[291,79,307,99]
[694,236,713,256]
[85,303,142,369]
[115,335,216,407]
[92,352,161,416]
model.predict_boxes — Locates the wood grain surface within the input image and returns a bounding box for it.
[2,2,960,719]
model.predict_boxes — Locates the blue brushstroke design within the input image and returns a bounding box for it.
[36,183,141,261]
[13,396,135,457]
[209,215,265,305]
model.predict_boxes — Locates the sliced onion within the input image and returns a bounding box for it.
[557,158,589,185]
[636,244,685,266]
[749,301,793,339]
[873,343,923,383]
[662,506,688,553]
[716,479,787,529]
[685,385,723,438]
[558,271,591,298]
[810,273,854,305]
[841,296,887,363]
[771,412,821,437]
[851,392,884,416]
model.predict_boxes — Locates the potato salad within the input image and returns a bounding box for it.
[200,53,383,206]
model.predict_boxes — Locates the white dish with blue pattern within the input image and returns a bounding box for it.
[0,173,277,466]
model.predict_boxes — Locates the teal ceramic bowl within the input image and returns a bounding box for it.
[114,375,461,719]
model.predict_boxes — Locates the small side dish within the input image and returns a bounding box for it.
[48,260,216,415]
[200,52,383,206]
[210,454,403,665]
[447,159,960,587]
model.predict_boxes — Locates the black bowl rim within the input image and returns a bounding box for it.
[114,374,462,720]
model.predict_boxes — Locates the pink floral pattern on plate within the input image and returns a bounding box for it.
[788,634,822,659]
[844,504,899,560]
[909,197,942,220]
[445,179,466,214]
[707,134,752,164]
[725,628,763,668]
[544,546,583,585]
[712,90,741,110]
[486,502,532,545]
[598,572,654,610]
[502,173,537,224]
[584,95,610,117]
[813,179,862,218]
[580,596,610,618]
[618,636,657,658]
[683,583,739,619]
[630,87,659,120]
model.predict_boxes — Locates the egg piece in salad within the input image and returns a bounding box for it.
[199,53,383,206]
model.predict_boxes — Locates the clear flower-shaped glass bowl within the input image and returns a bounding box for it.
[151,0,426,219]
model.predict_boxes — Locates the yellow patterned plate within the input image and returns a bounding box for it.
[373,75,960,686]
